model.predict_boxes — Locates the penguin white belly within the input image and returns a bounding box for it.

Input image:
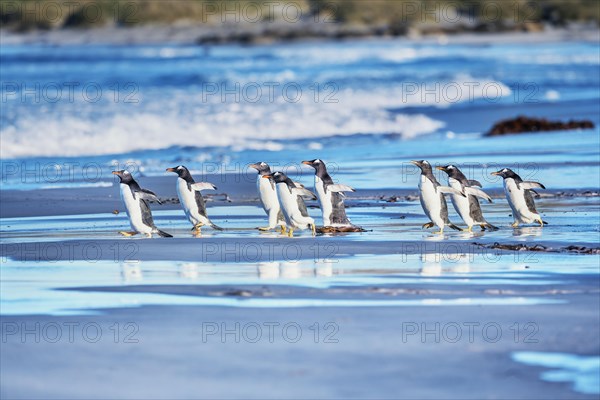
[277,184,313,229]
[177,178,209,226]
[257,177,282,227]
[120,183,153,234]
[504,179,538,223]
[448,178,474,226]
[419,176,444,228]
[315,176,333,226]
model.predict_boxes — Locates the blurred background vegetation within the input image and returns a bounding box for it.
[1,0,598,37]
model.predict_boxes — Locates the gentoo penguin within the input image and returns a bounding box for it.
[491,168,546,227]
[166,165,223,235]
[301,159,355,227]
[263,171,317,237]
[249,162,286,232]
[112,170,172,238]
[437,165,498,232]
[410,160,464,234]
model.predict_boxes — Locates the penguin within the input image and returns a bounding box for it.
[491,168,547,227]
[112,170,172,238]
[166,165,223,235]
[410,160,464,234]
[249,162,287,232]
[436,165,498,232]
[301,159,355,227]
[263,171,317,237]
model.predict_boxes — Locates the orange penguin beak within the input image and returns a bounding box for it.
[262,175,272,179]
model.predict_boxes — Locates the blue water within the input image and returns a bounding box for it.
[1,38,599,190]
[513,352,600,395]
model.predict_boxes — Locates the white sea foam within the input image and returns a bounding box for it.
[39,181,114,190]
[1,75,510,158]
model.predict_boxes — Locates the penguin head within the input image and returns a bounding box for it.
[491,168,518,179]
[410,160,432,174]
[302,159,327,176]
[436,164,462,179]
[302,159,323,168]
[249,162,271,175]
[166,165,191,178]
[112,170,134,183]
[263,171,288,184]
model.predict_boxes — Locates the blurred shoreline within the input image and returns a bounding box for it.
[2,0,599,46]
[2,23,599,46]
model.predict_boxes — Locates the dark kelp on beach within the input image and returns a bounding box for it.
[485,116,595,136]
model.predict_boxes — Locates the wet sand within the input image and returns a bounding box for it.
[2,297,599,399]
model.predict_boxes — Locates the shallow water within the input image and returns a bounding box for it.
[2,239,597,316]
[512,352,600,395]
[1,197,598,244]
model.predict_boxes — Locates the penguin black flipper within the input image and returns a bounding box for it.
[440,193,451,224]
[465,186,492,203]
[139,199,171,236]
[140,199,155,228]
[297,195,311,218]
[194,191,208,217]
[468,196,499,230]
[468,195,484,222]
[330,192,352,225]
[294,187,317,200]
[524,190,539,214]
[129,181,162,204]
[439,194,461,231]
[519,181,546,190]
[194,191,223,230]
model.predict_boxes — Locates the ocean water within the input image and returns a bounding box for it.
[1,38,599,190]
[512,352,600,395]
